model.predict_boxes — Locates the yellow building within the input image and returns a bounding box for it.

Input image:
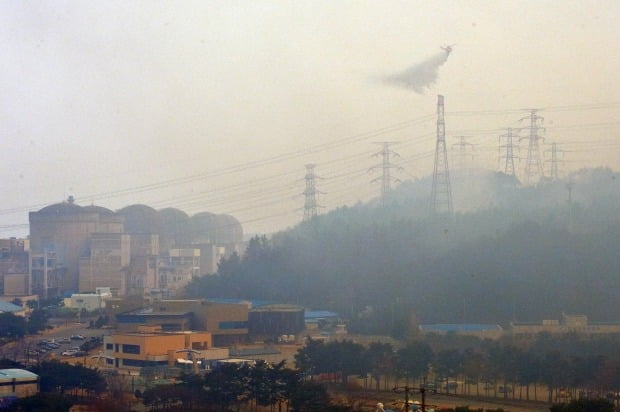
[103,326,220,370]
[418,324,504,340]
[511,313,620,335]
[157,299,249,346]
[114,299,250,346]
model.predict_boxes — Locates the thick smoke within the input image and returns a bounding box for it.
[383,51,449,94]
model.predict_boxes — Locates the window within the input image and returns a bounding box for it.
[219,321,248,330]
[122,344,140,354]
[106,343,113,350]
[122,359,145,367]
[121,359,167,368]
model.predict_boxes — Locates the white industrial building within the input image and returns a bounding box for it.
[65,287,112,311]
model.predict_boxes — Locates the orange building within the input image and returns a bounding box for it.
[103,326,221,370]
[114,299,250,346]
[157,299,249,345]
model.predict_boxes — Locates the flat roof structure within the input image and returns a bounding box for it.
[419,324,502,332]
[305,311,339,320]
[0,302,23,313]
[0,370,38,382]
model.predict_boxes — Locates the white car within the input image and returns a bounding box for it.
[61,350,78,356]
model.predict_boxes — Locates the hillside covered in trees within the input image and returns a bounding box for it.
[185,167,620,336]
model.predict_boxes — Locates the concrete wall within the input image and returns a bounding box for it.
[78,233,130,295]
[3,274,29,296]
[29,206,123,294]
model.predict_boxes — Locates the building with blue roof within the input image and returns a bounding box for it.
[0,369,39,400]
[0,301,25,316]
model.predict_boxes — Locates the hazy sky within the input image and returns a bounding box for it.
[1,1,619,236]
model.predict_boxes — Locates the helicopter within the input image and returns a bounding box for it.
[441,44,455,55]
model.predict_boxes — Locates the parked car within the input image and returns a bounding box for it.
[70,335,85,340]
[61,350,78,356]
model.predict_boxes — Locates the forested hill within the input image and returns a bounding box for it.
[185,167,620,336]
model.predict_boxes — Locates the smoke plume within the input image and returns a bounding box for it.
[383,51,449,94]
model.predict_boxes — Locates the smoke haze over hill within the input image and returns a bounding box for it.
[186,167,620,333]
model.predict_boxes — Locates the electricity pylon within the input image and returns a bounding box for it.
[302,164,322,221]
[430,95,453,216]
[369,141,401,204]
[499,128,519,177]
[520,109,545,184]
[544,142,563,180]
[452,136,475,172]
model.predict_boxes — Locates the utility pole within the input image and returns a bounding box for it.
[451,136,475,173]
[544,142,563,180]
[369,142,401,204]
[393,385,435,412]
[430,95,453,216]
[498,128,519,177]
[302,164,321,222]
[43,248,48,300]
[520,109,545,184]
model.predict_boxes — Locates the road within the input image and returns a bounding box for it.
[347,389,551,412]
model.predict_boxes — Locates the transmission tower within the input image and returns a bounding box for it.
[566,177,575,233]
[519,109,545,184]
[544,142,564,180]
[430,95,453,216]
[369,141,401,204]
[451,136,475,172]
[302,164,321,221]
[498,128,519,177]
